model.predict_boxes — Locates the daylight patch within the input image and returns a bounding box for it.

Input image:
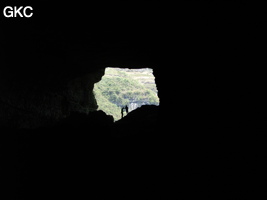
[93,67,160,121]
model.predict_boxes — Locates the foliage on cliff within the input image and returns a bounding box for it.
[93,68,159,121]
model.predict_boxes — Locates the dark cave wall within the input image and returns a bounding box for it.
[0,52,105,128]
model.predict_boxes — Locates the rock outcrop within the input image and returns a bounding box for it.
[113,105,159,137]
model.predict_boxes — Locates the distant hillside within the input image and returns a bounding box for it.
[93,68,159,121]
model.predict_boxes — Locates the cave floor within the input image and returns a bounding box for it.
[1,126,265,199]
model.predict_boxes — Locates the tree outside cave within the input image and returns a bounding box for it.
[93,67,160,121]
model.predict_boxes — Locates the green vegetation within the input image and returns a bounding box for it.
[93,68,159,121]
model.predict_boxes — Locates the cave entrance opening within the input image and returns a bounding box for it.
[93,67,160,121]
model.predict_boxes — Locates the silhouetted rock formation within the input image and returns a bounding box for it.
[114,105,159,137]
[55,110,114,129]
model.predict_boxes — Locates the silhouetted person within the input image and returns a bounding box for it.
[121,107,124,118]
[125,105,128,114]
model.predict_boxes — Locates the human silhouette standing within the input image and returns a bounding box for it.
[121,107,124,118]
[125,105,128,114]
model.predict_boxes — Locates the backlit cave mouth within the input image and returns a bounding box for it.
[93,67,160,121]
